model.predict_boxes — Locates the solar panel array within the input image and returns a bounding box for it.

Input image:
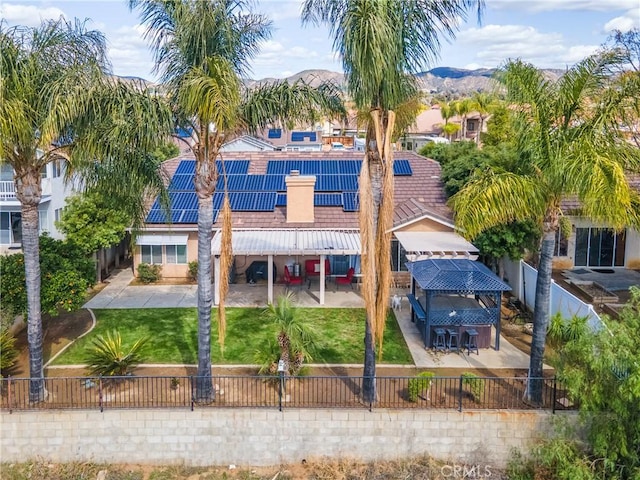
[146,158,412,223]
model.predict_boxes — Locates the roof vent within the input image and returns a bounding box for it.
[290,170,300,176]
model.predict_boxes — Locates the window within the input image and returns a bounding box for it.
[467,121,475,131]
[52,160,64,178]
[390,239,409,272]
[38,211,49,233]
[0,212,10,244]
[554,229,568,256]
[54,208,63,223]
[406,142,413,151]
[141,245,163,264]
[165,244,187,264]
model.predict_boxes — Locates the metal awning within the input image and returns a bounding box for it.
[394,231,479,260]
[211,229,361,256]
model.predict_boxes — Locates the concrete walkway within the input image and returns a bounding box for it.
[84,269,540,370]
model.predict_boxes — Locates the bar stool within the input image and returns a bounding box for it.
[446,328,459,352]
[433,328,447,351]
[464,328,479,355]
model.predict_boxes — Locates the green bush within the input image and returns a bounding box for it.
[408,371,435,402]
[137,263,162,283]
[547,313,588,349]
[462,372,484,403]
[188,260,198,281]
[84,330,147,377]
[0,327,18,374]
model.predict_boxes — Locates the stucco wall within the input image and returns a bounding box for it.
[1,409,568,468]
[396,217,452,233]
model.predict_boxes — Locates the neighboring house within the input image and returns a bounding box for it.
[400,106,484,152]
[255,128,325,152]
[220,135,277,152]
[136,151,478,304]
[0,157,75,254]
[553,173,640,270]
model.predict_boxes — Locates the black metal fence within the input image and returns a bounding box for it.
[0,375,573,413]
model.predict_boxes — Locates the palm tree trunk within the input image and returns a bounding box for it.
[15,168,45,402]
[526,228,555,405]
[195,195,215,401]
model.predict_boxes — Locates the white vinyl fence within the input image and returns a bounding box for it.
[503,259,603,331]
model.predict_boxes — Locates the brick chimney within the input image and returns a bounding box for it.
[285,170,316,223]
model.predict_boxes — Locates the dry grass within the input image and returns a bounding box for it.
[1,456,507,479]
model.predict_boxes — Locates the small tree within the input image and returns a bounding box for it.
[84,331,147,377]
[259,292,317,376]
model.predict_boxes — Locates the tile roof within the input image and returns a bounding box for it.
[151,150,450,231]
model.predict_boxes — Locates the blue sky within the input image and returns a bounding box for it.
[2,0,639,81]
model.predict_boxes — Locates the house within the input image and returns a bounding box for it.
[135,151,478,304]
[220,135,277,152]
[552,173,640,270]
[400,106,484,152]
[0,157,75,254]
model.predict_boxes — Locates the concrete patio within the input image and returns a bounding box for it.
[84,268,540,370]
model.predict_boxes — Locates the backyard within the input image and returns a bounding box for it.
[41,307,413,368]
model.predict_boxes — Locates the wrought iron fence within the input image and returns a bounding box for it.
[0,375,572,413]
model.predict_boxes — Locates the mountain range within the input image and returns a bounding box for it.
[245,67,566,96]
[124,67,565,96]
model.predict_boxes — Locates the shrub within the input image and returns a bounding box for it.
[0,327,18,374]
[408,371,435,402]
[84,331,148,377]
[137,263,162,283]
[462,372,484,403]
[547,313,588,349]
[188,260,198,281]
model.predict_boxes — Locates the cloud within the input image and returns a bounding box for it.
[490,0,639,13]
[106,24,155,80]
[256,0,303,22]
[603,8,640,32]
[0,3,65,26]
[458,24,600,68]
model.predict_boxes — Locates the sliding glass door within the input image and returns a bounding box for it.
[574,228,626,267]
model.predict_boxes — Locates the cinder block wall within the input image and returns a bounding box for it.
[1,409,569,467]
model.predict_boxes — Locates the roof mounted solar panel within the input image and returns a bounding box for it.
[342,175,359,192]
[254,192,277,211]
[301,160,322,175]
[170,192,197,210]
[169,174,194,191]
[268,128,282,139]
[213,191,224,210]
[393,159,412,176]
[145,209,167,223]
[266,161,287,175]
[245,174,266,192]
[339,160,361,175]
[342,192,359,212]
[314,193,342,206]
[276,193,287,206]
[175,160,196,174]
[180,210,199,223]
[316,175,341,191]
[171,210,186,223]
[217,159,249,175]
[286,160,303,174]
[264,174,286,191]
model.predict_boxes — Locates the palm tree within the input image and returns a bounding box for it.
[0,19,172,402]
[455,97,473,139]
[130,0,345,401]
[302,0,484,403]
[263,292,316,376]
[471,92,493,145]
[439,100,457,140]
[451,54,640,404]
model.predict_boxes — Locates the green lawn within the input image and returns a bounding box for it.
[53,308,413,365]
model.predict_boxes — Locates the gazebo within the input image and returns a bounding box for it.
[405,259,512,351]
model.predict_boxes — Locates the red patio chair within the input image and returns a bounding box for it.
[284,265,303,290]
[335,267,355,291]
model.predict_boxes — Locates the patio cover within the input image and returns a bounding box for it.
[394,231,479,260]
[211,229,361,255]
[406,259,512,292]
